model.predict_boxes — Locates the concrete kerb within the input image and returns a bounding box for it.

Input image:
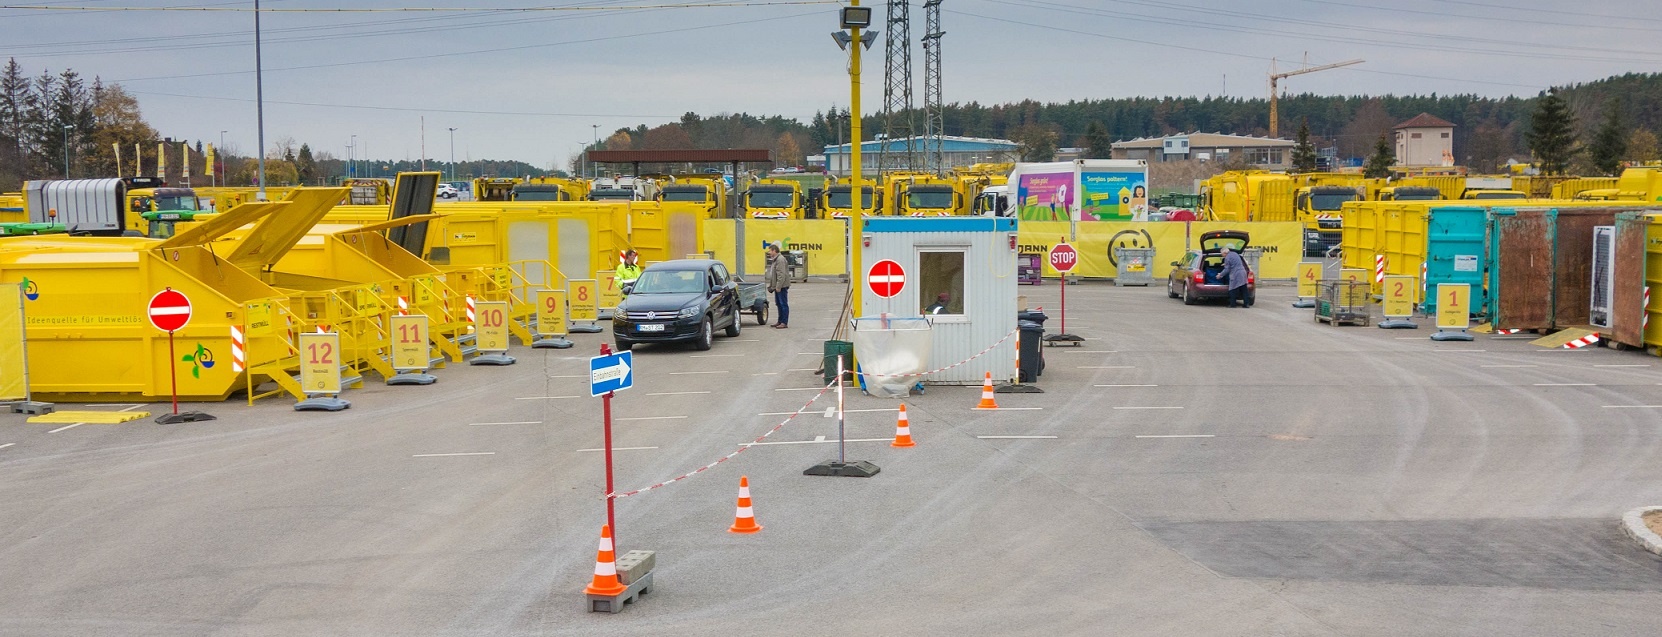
[1621,506,1662,557]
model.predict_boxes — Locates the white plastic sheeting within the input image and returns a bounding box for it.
[852,316,932,398]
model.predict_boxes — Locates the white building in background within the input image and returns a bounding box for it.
[822,135,1020,175]
[1110,132,1295,169]
[1394,113,1456,167]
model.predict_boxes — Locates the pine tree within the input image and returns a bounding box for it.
[1085,121,1112,159]
[1587,105,1628,176]
[1628,128,1659,164]
[1363,132,1394,178]
[296,143,316,185]
[1291,118,1318,173]
[1525,88,1580,176]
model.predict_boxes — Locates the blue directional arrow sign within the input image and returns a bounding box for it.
[589,351,634,397]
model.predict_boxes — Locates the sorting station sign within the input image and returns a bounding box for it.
[1382,275,1416,318]
[1297,262,1321,298]
[570,279,599,321]
[1436,283,1471,329]
[536,288,568,337]
[590,350,634,397]
[868,259,906,298]
[1048,242,1078,273]
[298,331,342,394]
[389,314,429,371]
[474,300,510,353]
[148,289,192,332]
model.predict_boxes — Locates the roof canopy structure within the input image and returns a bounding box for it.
[587,149,772,165]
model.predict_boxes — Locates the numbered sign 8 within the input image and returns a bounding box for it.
[569,279,599,322]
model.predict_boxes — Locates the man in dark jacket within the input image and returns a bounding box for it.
[765,244,791,328]
[1222,246,1251,308]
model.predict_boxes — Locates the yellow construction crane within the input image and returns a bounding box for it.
[1269,58,1363,138]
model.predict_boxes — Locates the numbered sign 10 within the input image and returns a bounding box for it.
[298,331,342,395]
[569,279,599,322]
[390,314,429,371]
[536,289,568,337]
[474,300,510,353]
[1436,283,1471,330]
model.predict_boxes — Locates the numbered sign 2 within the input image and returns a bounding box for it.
[474,300,510,353]
[390,314,429,371]
[536,289,568,338]
[298,331,342,395]
[1382,275,1416,318]
[569,279,599,322]
[1436,283,1471,330]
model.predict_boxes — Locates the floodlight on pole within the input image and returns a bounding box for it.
[62,125,71,177]
[447,127,458,183]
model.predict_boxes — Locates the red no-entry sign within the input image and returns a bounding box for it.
[148,288,193,333]
[1048,243,1079,273]
[868,259,906,298]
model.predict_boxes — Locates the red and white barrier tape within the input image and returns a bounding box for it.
[1644,286,1651,332]
[1495,328,1523,335]
[857,327,1020,379]
[608,380,836,499]
[1563,333,1600,349]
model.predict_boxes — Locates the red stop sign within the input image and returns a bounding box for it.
[867,259,906,298]
[1048,243,1079,273]
[148,288,193,332]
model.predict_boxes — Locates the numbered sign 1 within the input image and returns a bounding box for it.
[569,279,598,322]
[298,331,342,395]
[1436,283,1471,330]
[1339,267,1370,306]
[1297,262,1321,298]
[390,314,429,371]
[474,300,510,353]
[536,288,568,337]
[1382,275,1416,318]
[598,270,622,310]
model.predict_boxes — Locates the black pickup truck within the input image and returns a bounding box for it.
[612,259,744,351]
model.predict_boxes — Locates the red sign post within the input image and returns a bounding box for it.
[1048,243,1078,337]
[148,288,213,423]
[867,259,906,299]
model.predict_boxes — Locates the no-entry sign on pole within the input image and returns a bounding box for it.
[1048,243,1078,273]
[868,259,906,299]
[148,288,193,333]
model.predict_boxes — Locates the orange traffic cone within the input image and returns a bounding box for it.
[583,524,627,596]
[973,371,1000,410]
[891,404,916,447]
[728,475,762,534]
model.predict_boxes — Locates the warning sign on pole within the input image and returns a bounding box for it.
[569,280,599,321]
[537,289,568,338]
[299,331,342,395]
[1382,275,1415,318]
[390,314,429,371]
[1436,283,1471,330]
[598,270,622,311]
[1297,262,1321,299]
[475,301,510,353]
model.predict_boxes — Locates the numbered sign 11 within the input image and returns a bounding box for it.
[298,331,342,395]
[389,314,429,371]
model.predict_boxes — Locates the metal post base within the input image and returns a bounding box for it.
[9,401,55,415]
[996,384,1044,394]
[387,372,437,386]
[1430,330,1474,341]
[532,337,574,349]
[155,411,217,424]
[294,396,351,412]
[1043,333,1084,347]
[803,460,881,477]
[469,353,517,366]
[1378,319,1418,329]
[569,324,604,334]
[1292,299,1315,308]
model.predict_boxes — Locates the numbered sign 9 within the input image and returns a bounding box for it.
[569,279,599,322]
[474,300,510,353]
[1297,262,1321,298]
[1436,283,1471,330]
[598,270,622,310]
[1382,275,1415,318]
[298,331,342,395]
[536,289,568,337]
[389,314,429,371]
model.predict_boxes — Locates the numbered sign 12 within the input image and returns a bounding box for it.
[536,289,568,337]
[569,279,599,322]
[298,331,342,395]
[389,314,429,371]
[1436,283,1471,330]
[598,270,622,310]
[1297,262,1321,298]
[475,300,510,353]
[1382,275,1416,318]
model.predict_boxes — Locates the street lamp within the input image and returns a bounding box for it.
[591,124,600,178]
[833,4,876,317]
[349,134,357,180]
[448,127,458,183]
[254,0,267,200]
[62,125,72,177]
[217,130,227,187]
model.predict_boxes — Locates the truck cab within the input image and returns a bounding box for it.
[1293,185,1359,256]
[819,179,881,219]
[125,182,203,234]
[141,210,219,239]
[973,185,1011,217]
[590,176,659,202]
[744,179,803,219]
[659,177,728,218]
[472,177,522,202]
[1461,189,1528,200]
[1377,186,1442,201]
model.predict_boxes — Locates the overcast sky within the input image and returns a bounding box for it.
[2,0,1657,168]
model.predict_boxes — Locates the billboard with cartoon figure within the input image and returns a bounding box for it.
[1009,159,1148,221]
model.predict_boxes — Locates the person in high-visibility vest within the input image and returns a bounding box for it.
[616,250,643,285]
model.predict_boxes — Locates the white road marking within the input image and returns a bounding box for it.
[735,339,760,342]
[514,395,578,400]
[47,423,84,433]
[823,406,835,417]
[788,368,819,371]
[1136,434,1215,439]
[1603,405,1662,409]
[413,452,496,457]
[616,416,687,421]
[1482,365,1537,368]
[646,391,710,396]
[1534,383,1596,387]
[546,375,585,378]
[0,443,14,450]
[1113,406,1183,410]
[976,435,1058,439]
[468,421,542,426]
[1595,364,1652,368]
[1059,350,1119,354]
[1434,349,1487,352]
[576,446,659,452]
[814,435,826,442]
[1079,365,1134,369]
[743,437,892,447]
[118,404,146,412]
[689,354,744,358]
[972,407,1045,411]
[797,352,820,355]
[670,370,729,375]
[1094,384,1158,387]
[1489,336,1537,340]
[1535,349,1589,353]
[757,408,896,416]
[775,387,825,392]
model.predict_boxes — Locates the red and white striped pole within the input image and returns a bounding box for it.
[230,325,245,373]
[1374,254,1386,285]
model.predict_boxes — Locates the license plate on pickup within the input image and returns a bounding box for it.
[636,323,665,332]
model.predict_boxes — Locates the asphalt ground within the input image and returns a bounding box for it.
[3,279,1662,636]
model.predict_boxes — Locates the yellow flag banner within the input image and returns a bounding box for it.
[0,284,29,401]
